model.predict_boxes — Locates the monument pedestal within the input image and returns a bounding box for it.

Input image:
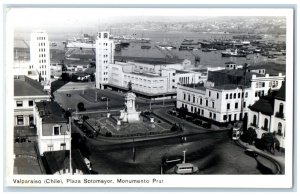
[119,92,140,123]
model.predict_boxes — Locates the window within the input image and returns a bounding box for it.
[60,143,66,150]
[253,115,257,126]
[16,101,23,107]
[193,96,195,103]
[277,122,282,135]
[17,115,24,125]
[183,93,186,100]
[243,102,246,108]
[262,82,265,87]
[226,94,228,99]
[279,103,284,114]
[209,91,211,97]
[212,102,215,108]
[200,98,202,105]
[191,106,193,112]
[188,95,190,102]
[209,112,212,118]
[201,110,204,115]
[245,92,248,98]
[53,125,60,135]
[104,33,108,38]
[227,103,230,110]
[223,115,227,121]
[230,94,232,99]
[234,93,236,99]
[206,100,208,107]
[213,113,216,119]
[242,92,244,98]
[235,102,238,109]
[238,93,240,98]
[263,118,268,131]
[217,93,219,99]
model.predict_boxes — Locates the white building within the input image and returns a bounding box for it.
[176,69,285,125]
[14,75,50,126]
[248,83,286,149]
[95,32,115,89]
[30,30,51,85]
[177,84,252,124]
[107,61,207,96]
[13,60,39,81]
[33,101,71,155]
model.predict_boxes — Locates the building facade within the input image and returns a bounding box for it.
[14,75,50,126]
[33,101,71,155]
[108,61,207,96]
[95,32,115,89]
[176,70,285,125]
[177,84,252,124]
[30,30,51,84]
[248,83,285,149]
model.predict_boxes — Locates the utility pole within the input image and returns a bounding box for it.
[95,91,97,102]
[68,117,72,174]
[240,63,248,121]
[132,138,135,162]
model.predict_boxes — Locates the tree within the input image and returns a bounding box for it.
[178,106,188,118]
[241,127,257,145]
[260,133,280,154]
[77,102,85,111]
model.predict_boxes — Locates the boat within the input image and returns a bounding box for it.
[156,44,176,50]
[141,45,151,49]
[221,49,247,57]
[49,42,57,47]
[112,35,151,43]
[202,48,216,52]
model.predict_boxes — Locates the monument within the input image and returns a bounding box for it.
[119,82,141,123]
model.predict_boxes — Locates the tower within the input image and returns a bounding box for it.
[30,30,51,85]
[95,32,115,89]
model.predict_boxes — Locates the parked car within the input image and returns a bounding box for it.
[167,110,177,116]
[192,119,202,126]
[244,148,258,158]
[202,123,211,129]
[185,116,194,122]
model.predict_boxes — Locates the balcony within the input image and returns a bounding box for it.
[275,112,284,119]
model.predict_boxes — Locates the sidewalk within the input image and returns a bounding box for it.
[238,140,285,174]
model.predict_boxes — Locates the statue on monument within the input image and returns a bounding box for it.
[128,81,132,92]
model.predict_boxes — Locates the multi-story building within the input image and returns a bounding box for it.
[177,83,252,124]
[248,82,286,150]
[14,75,50,126]
[30,30,51,85]
[33,101,71,155]
[95,32,115,89]
[107,61,207,97]
[13,60,39,81]
[176,68,285,125]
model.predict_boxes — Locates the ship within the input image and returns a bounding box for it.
[65,34,96,49]
[141,45,151,49]
[112,35,151,43]
[221,49,247,57]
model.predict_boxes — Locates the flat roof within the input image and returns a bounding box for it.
[36,101,67,123]
[14,76,48,97]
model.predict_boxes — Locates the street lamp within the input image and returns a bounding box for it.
[182,150,186,164]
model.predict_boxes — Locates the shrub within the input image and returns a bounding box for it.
[241,127,257,145]
[77,102,85,111]
[105,132,112,137]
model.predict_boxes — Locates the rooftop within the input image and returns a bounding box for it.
[35,101,67,123]
[249,95,275,115]
[14,142,43,174]
[43,150,90,174]
[275,81,285,100]
[208,69,264,86]
[14,75,48,97]
[114,56,184,65]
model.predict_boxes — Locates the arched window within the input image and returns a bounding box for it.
[279,103,284,114]
[278,122,282,135]
[252,115,257,126]
[264,118,268,131]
